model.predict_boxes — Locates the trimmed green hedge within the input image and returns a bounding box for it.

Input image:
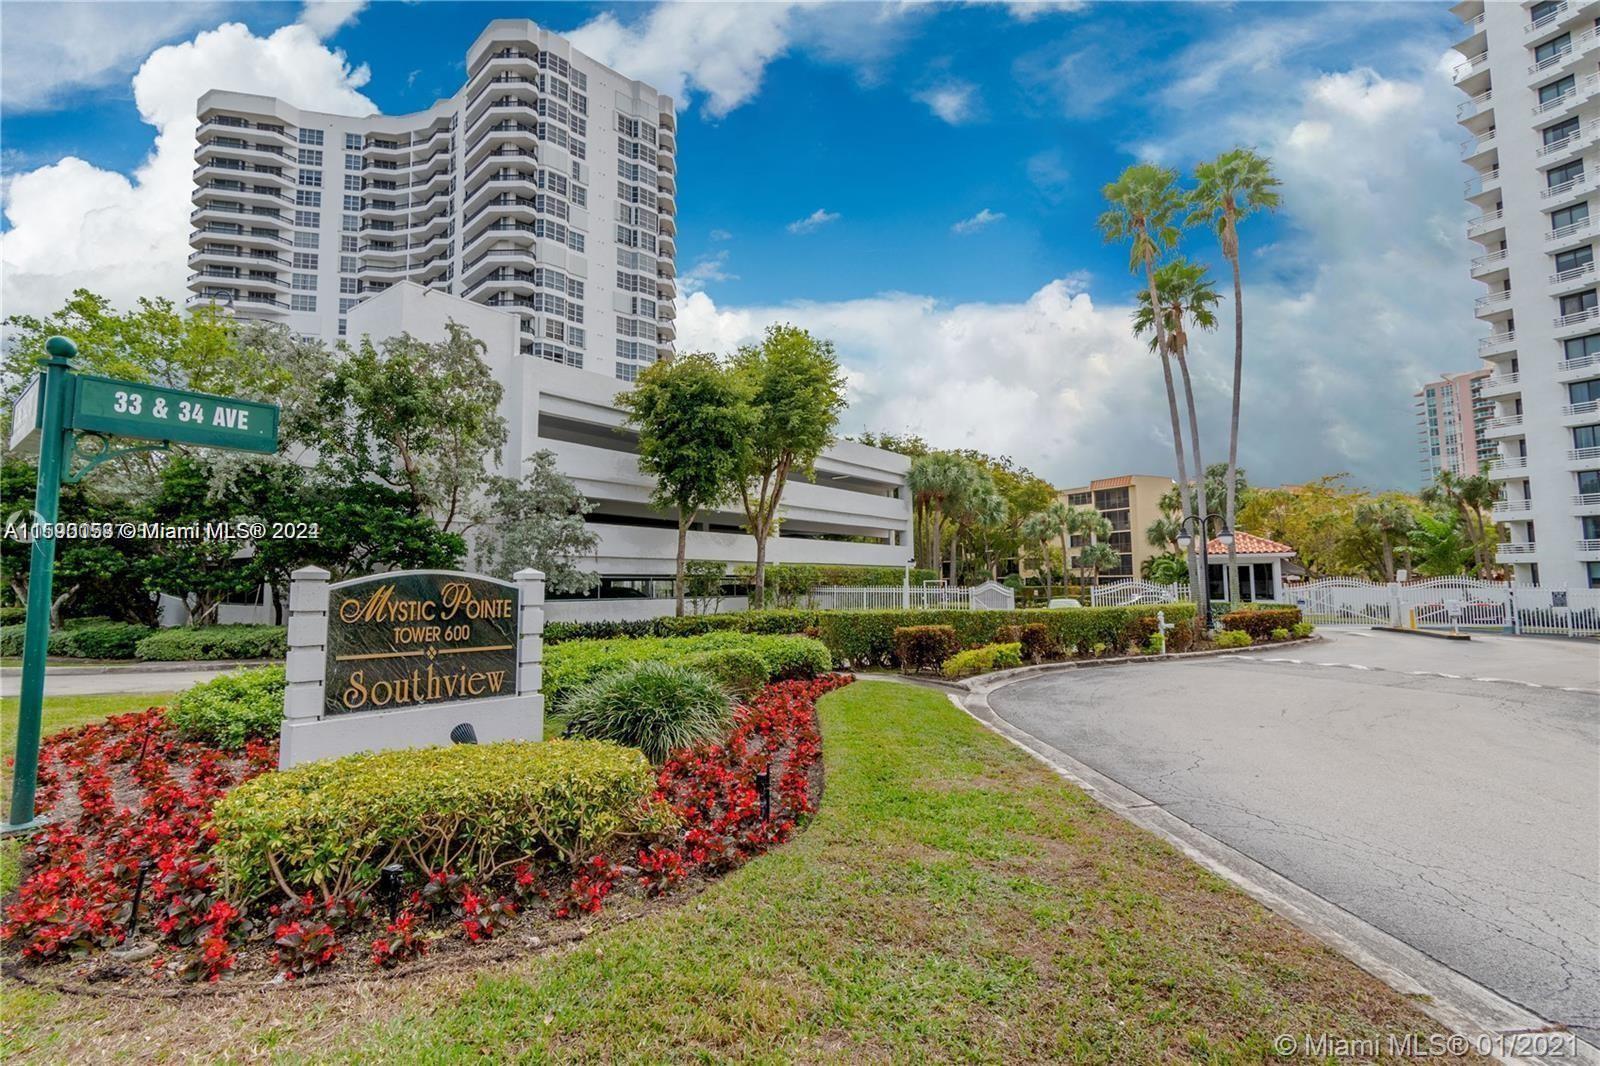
[135,624,287,662]
[168,665,286,749]
[212,739,665,902]
[0,606,25,625]
[0,621,154,659]
[817,604,1199,668]
[543,632,833,710]
[1220,606,1302,641]
[543,609,820,645]
[942,642,1024,679]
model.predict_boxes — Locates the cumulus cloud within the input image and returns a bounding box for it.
[951,208,1005,235]
[787,209,841,235]
[298,0,368,39]
[914,80,980,124]
[0,19,376,318]
[679,250,739,292]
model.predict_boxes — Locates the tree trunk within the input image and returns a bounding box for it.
[674,511,690,617]
[1225,241,1244,607]
[1380,534,1395,582]
[1144,251,1197,601]
[1175,350,1212,599]
[751,528,768,610]
[948,524,960,586]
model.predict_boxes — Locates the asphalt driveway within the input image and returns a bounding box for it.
[987,630,1600,1048]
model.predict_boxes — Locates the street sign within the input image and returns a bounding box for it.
[8,374,43,453]
[70,374,279,453]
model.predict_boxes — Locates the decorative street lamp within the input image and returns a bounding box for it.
[1175,514,1235,632]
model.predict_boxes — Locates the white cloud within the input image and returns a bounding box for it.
[0,2,230,111]
[298,1,369,39]
[679,250,739,292]
[710,228,733,242]
[1,20,376,319]
[787,208,841,235]
[567,3,796,117]
[952,208,1005,235]
[1025,149,1071,199]
[914,80,980,124]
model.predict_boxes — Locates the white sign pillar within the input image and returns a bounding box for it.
[283,565,330,727]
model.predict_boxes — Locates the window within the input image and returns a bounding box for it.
[1556,246,1594,273]
[342,214,358,231]
[615,363,639,382]
[1536,33,1571,64]
[290,294,317,311]
[1565,333,1600,361]
[339,277,359,294]
[340,235,358,252]
[297,128,324,146]
[298,169,322,187]
[1561,289,1597,316]
[1549,159,1584,187]
[1587,562,1600,589]
[292,273,317,291]
[297,148,323,166]
[293,231,319,248]
[545,319,565,341]
[1570,379,1600,405]
[339,297,359,312]
[337,318,347,336]
[340,255,359,272]
[1544,116,1580,146]
[293,210,320,227]
[343,195,362,211]
[567,326,585,348]
[292,253,318,269]
[1584,516,1600,539]
[1532,0,1563,22]
[1552,202,1589,231]
[1580,470,1600,495]
[295,189,321,207]
[345,133,362,149]
[1540,74,1576,104]
[345,153,362,170]
[1574,424,1600,449]
[344,174,361,191]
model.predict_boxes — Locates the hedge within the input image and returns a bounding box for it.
[135,624,287,661]
[543,632,832,710]
[1220,606,1302,641]
[168,665,286,749]
[893,626,961,674]
[816,604,1199,668]
[941,642,1023,679]
[212,739,665,902]
[543,609,820,646]
[0,606,25,625]
[1215,630,1253,648]
[0,621,154,659]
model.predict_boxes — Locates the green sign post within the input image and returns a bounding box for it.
[3,337,280,834]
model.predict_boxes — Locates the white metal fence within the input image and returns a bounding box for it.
[809,585,972,611]
[1092,576,1600,637]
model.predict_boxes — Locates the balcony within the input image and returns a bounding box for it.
[1557,353,1600,379]
[1535,126,1592,163]
[1469,248,1508,278]
[1529,44,1574,78]
[1527,1,1571,35]
[1578,539,1600,559]
[1491,497,1534,518]
[1547,215,1596,245]
[1461,130,1497,161]
[1467,208,1505,238]
[1573,493,1600,514]
[1463,167,1501,198]
[1477,329,1517,356]
[1474,290,1514,317]
[1484,413,1525,436]
[1569,446,1600,465]
[1454,51,1490,84]
[1487,455,1528,478]
[1457,88,1494,122]
[1554,307,1600,332]
[1495,543,1540,560]
[1562,399,1600,423]
[1540,173,1593,206]
[1481,372,1521,396]
[1550,261,1598,291]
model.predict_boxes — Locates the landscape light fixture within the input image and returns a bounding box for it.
[450,722,479,745]
[378,863,406,921]
[755,769,771,821]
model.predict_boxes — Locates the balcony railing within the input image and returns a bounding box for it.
[1550,262,1597,286]
[1483,372,1520,390]
[1464,168,1501,195]
[1488,456,1528,474]
[1541,174,1590,200]
[1496,543,1539,557]
[1493,499,1533,516]
[1558,353,1599,374]
[1475,290,1513,311]
[1485,415,1524,431]
[1578,539,1600,553]
[1563,399,1600,417]
[1478,330,1516,353]
[1455,52,1490,80]
[1570,446,1600,462]
[1457,88,1493,120]
[1547,217,1595,242]
[1461,131,1497,158]
[1529,45,1574,76]
[1527,1,1570,33]
[1555,307,1600,328]
[1470,249,1508,271]
[1468,207,1505,232]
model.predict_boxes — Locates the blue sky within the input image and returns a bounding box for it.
[0,1,1480,492]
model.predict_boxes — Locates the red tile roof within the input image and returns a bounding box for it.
[1207,531,1296,556]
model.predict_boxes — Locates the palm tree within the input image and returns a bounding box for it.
[907,452,982,578]
[1068,508,1112,587]
[1076,542,1121,586]
[1100,164,1198,590]
[1146,514,1181,554]
[1407,510,1475,577]
[1422,471,1500,573]
[1134,257,1222,593]
[1043,501,1073,593]
[1354,498,1417,581]
[948,469,1002,584]
[1189,148,1280,604]
[1019,510,1060,598]
[971,490,1010,579]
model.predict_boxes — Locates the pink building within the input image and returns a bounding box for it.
[1415,368,1495,482]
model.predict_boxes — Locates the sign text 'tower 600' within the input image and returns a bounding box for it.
[324,572,520,717]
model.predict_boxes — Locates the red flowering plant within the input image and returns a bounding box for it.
[270,920,343,978]
[370,909,427,969]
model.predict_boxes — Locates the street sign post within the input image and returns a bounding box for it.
[2,337,281,834]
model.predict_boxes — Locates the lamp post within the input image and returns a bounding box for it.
[1175,515,1235,632]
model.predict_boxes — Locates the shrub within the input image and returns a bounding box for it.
[1017,623,1060,663]
[562,661,734,764]
[543,631,832,709]
[1270,627,1290,641]
[136,625,287,662]
[1122,614,1198,654]
[941,642,1024,679]
[893,625,961,674]
[50,621,153,659]
[168,665,287,749]
[1291,621,1315,639]
[542,610,823,646]
[212,739,665,902]
[820,604,1199,667]
[1219,606,1301,641]
[680,648,768,697]
[0,624,22,656]
[0,606,25,625]
[1214,630,1253,648]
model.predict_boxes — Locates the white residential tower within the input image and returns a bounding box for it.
[1454,0,1600,588]
[187,19,676,382]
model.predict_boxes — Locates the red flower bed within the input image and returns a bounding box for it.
[2,676,849,984]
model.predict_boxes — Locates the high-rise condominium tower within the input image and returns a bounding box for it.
[1415,368,1495,483]
[187,19,677,382]
[1454,1,1600,588]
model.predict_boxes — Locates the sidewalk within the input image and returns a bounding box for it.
[0,660,268,698]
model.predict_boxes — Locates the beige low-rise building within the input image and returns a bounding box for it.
[1059,474,1176,579]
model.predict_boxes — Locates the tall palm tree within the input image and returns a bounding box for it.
[1188,148,1280,598]
[1354,498,1417,581]
[1043,501,1073,593]
[1134,257,1222,593]
[1068,508,1112,586]
[1422,470,1500,573]
[1019,511,1060,598]
[907,452,981,577]
[948,469,1002,583]
[1100,164,1198,590]
[1076,542,1121,586]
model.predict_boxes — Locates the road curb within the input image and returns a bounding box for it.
[949,673,1596,1066]
[4,659,274,678]
[955,635,1326,691]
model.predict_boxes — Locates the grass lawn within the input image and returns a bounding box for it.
[0,680,1472,1063]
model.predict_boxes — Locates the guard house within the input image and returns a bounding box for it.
[1204,532,1297,603]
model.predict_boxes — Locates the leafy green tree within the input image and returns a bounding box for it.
[1067,507,1112,587]
[1407,510,1475,577]
[1145,552,1188,584]
[1421,471,1499,573]
[472,451,600,594]
[946,467,1003,583]
[618,353,750,616]
[850,430,930,457]
[139,457,258,625]
[1101,164,1199,587]
[1353,497,1419,581]
[1019,510,1060,598]
[1076,542,1121,586]
[1188,149,1280,601]
[730,325,848,608]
